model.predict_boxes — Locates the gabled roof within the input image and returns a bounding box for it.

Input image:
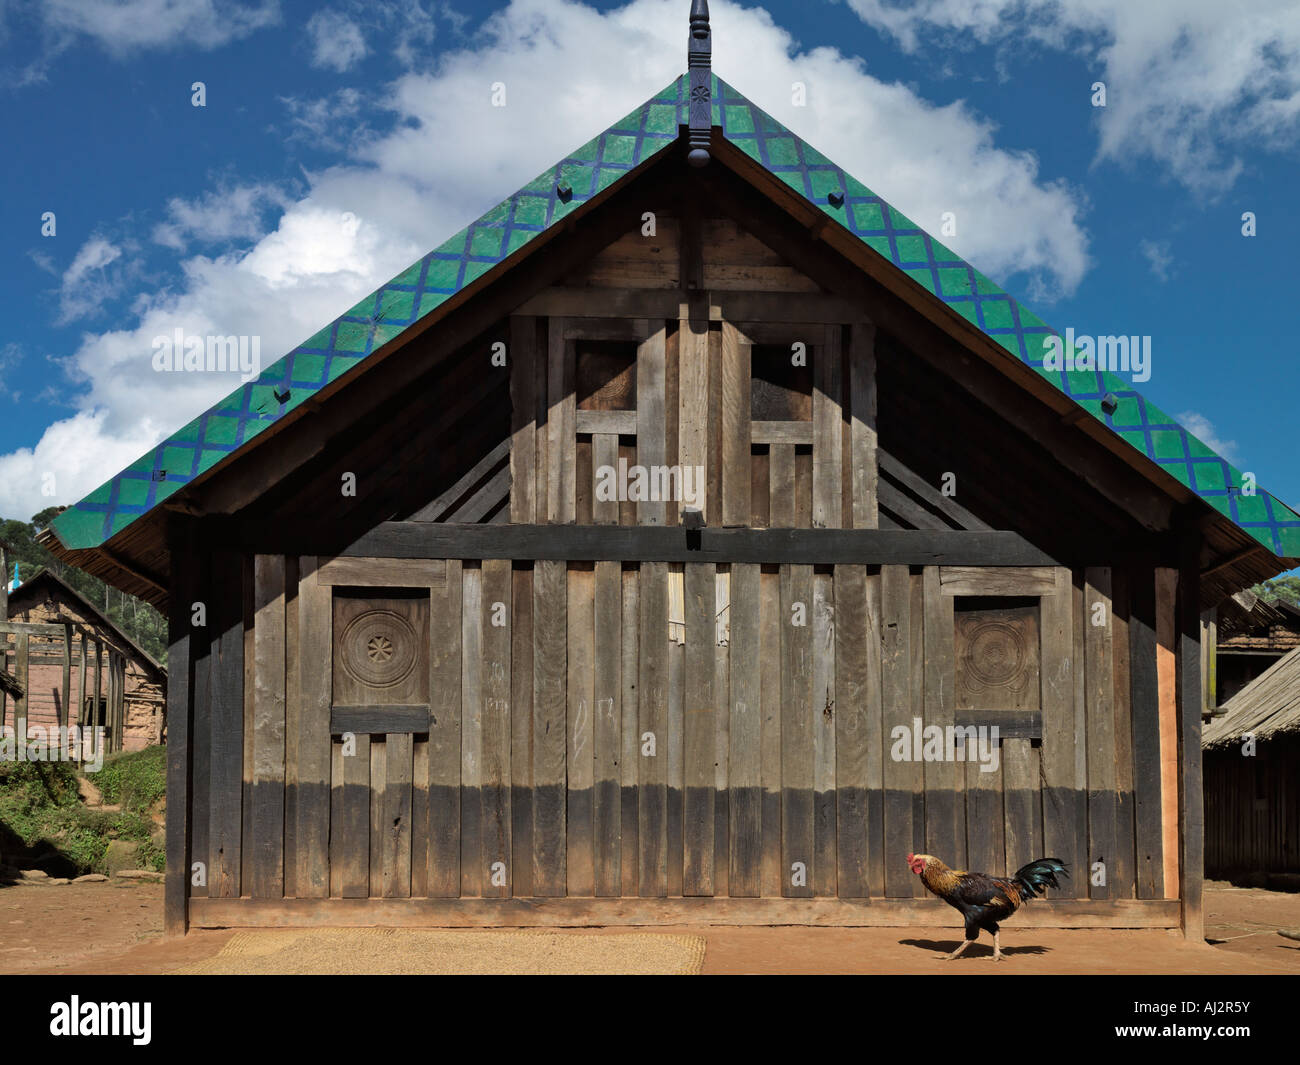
[49,73,1300,566]
[1203,645,1300,748]
[6,568,165,675]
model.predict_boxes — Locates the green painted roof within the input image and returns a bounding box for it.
[52,73,1300,560]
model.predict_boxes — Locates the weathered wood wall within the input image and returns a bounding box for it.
[1204,734,1300,876]
[178,553,1187,926]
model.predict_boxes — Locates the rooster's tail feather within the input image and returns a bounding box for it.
[1013,858,1068,899]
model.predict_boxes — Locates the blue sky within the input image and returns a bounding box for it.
[1,0,1298,564]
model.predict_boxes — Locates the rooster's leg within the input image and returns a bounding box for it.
[991,931,1004,962]
[943,939,972,960]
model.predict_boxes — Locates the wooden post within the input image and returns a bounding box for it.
[1200,608,1217,712]
[60,621,72,732]
[14,631,28,745]
[0,542,8,619]
[164,518,194,936]
[1178,539,1205,943]
[93,639,103,756]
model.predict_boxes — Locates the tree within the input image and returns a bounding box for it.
[1249,575,1300,610]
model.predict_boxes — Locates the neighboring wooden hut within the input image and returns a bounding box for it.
[4,569,166,751]
[37,4,1300,937]
[1214,591,1300,703]
[1203,647,1300,877]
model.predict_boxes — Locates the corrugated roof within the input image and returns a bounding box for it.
[50,73,1300,560]
[1203,645,1300,747]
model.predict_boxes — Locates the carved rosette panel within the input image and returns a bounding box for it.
[954,603,1040,711]
[338,609,418,690]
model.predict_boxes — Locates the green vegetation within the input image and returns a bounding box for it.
[1,506,167,662]
[1250,575,1300,610]
[0,748,166,875]
[87,744,167,812]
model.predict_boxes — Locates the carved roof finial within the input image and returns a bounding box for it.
[687,0,711,167]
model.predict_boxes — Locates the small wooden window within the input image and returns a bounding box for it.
[954,596,1041,712]
[577,341,636,411]
[750,344,812,422]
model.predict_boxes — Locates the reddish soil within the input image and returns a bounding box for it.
[3,879,1298,975]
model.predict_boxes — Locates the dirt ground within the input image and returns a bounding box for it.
[3,879,1298,975]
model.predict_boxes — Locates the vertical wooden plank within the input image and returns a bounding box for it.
[683,562,716,895]
[567,563,595,896]
[1129,565,1164,898]
[92,639,102,753]
[12,631,30,741]
[369,738,386,897]
[813,325,843,529]
[781,563,814,897]
[383,733,413,897]
[188,553,211,900]
[481,558,512,898]
[251,555,286,898]
[576,436,593,525]
[1176,549,1204,941]
[1085,567,1117,899]
[207,551,244,899]
[908,572,927,891]
[509,315,538,523]
[163,520,194,935]
[282,556,299,898]
[638,561,669,896]
[339,734,370,898]
[1111,568,1135,898]
[636,321,666,526]
[713,568,730,900]
[546,318,576,524]
[1155,566,1180,898]
[834,565,870,897]
[666,569,684,897]
[770,445,795,528]
[534,318,549,524]
[812,569,836,896]
[592,434,619,525]
[678,314,710,524]
[330,744,344,901]
[511,563,534,897]
[922,567,961,869]
[759,567,783,896]
[849,322,879,529]
[240,558,254,856]
[795,447,813,529]
[410,740,428,898]
[750,447,769,528]
[594,560,622,896]
[76,632,87,730]
[533,559,567,895]
[427,560,462,898]
[880,565,914,897]
[460,564,483,898]
[1071,574,1089,882]
[729,563,762,896]
[1041,567,1080,897]
[721,321,752,527]
[618,440,637,527]
[59,622,72,730]
[620,565,640,896]
[296,557,331,898]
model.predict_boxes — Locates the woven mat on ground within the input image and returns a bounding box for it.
[174,928,706,975]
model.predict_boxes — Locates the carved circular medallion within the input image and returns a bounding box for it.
[961,620,1033,695]
[339,610,417,689]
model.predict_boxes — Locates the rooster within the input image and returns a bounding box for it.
[906,853,1068,961]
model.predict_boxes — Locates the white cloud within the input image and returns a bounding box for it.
[841,0,1300,195]
[1178,411,1239,463]
[152,183,290,251]
[306,9,368,72]
[1138,238,1172,283]
[42,0,280,54]
[1,0,1094,521]
[58,236,126,323]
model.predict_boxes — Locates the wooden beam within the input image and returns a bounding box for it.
[575,410,637,436]
[751,421,813,446]
[516,288,865,325]
[938,566,1057,597]
[331,705,433,734]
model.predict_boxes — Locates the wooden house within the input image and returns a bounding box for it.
[1213,591,1300,704]
[4,569,166,751]
[38,3,1300,937]
[1203,647,1300,877]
